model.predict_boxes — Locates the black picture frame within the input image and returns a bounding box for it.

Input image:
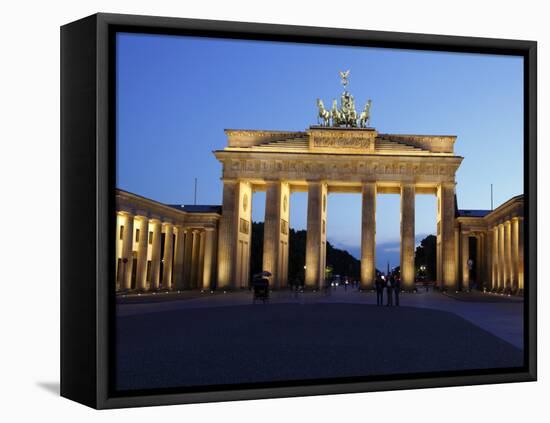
[60,12,537,409]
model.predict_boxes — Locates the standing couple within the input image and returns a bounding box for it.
[375,273,401,306]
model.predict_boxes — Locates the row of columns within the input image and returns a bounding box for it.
[116,213,217,292]
[489,217,524,293]
[458,216,523,294]
[217,180,458,292]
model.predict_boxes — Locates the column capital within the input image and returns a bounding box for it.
[361,180,377,186]
[305,179,327,186]
[439,182,456,189]
[264,178,283,184]
[401,182,416,188]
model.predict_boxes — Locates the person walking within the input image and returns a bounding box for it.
[375,275,384,306]
[394,275,401,306]
[386,274,393,306]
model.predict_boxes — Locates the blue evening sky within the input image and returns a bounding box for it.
[116,33,523,269]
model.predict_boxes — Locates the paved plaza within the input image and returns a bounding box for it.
[115,288,524,391]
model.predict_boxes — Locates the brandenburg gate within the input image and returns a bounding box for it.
[214,72,463,291]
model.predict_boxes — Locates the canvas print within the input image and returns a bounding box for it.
[114,32,525,393]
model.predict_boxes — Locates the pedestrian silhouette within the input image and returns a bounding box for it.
[394,275,401,306]
[386,275,393,306]
[375,275,384,306]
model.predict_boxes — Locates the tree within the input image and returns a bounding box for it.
[250,222,360,284]
[414,234,437,281]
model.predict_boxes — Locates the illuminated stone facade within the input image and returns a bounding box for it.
[214,126,464,291]
[115,127,524,296]
[115,189,220,292]
[457,195,524,294]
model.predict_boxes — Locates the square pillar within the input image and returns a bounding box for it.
[305,181,328,289]
[135,216,149,291]
[437,183,457,291]
[262,181,290,289]
[400,183,415,290]
[217,180,252,289]
[360,182,376,290]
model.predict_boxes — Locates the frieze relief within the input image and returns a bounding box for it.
[224,158,458,180]
[312,137,371,149]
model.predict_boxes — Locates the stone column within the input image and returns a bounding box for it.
[498,223,505,291]
[511,218,519,292]
[198,230,206,287]
[360,182,376,290]
[460,231,470,291]
[135,216,149,291]
[437,183,457,291]
[262,181,290,289]
[183,229,193,288]
[190,229,200,288]
[217,180,252,289]
[217,181,237,289]
[121,213,135,290]
[477,234,484,289]
[400,183,415,290]
[202,228,216,290]
[173,225,186,290]
[493,226,500,291]
[454,227,460,286]
[162,223,174,290]
[504,220,512,292]
[149,220,162,290]
[517,217,524,291]
[305,181,328,289]
[486,229,494,291]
